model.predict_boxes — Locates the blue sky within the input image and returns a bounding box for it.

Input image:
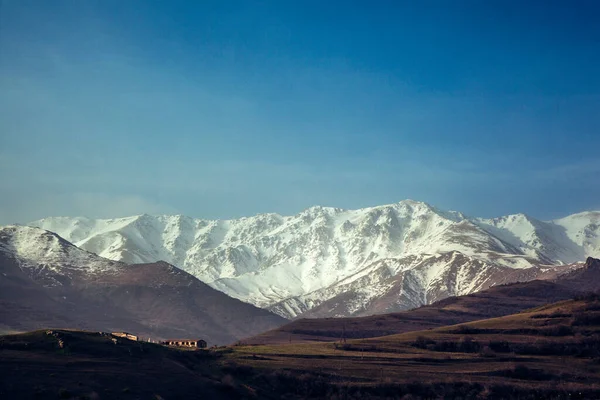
[1,0,599,223]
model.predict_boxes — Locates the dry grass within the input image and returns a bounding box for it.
[3,296,600,399]
[221,297,600,398]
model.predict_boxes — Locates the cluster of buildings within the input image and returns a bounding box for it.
[111,332,138,341]
[110,332,207,349]
[161,339,207,348]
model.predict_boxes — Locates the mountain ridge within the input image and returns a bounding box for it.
[246,256,600,345]
[29,200,600,318]
[244,279,581,345]
[0,225,286,344]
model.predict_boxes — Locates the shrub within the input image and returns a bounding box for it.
[574,293,600,302]
[585,301,600,311]
[530,311,571,319]
[453,325,482,334]
[538,325,574,336]
[221,374,235,387]
[572,312,600,326]
[488,340,512,353]
[222,363,254,377]
[459,336,481,353]
[479,346,496,358]
[412,336,434,349]
[503,364,556,381]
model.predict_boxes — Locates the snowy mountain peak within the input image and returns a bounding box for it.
[0,225,121,276]
[0,225,71,259]
[397,198,431,207]
[28,201,600,318]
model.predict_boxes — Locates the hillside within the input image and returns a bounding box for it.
[244,279,579,344]
[554,256,600,293]
[0,330,253,400]
[0,226,286,344]
[4,295,600,399]
[29,201,600,318]
[226,294,600,398]
[246,257,600,344]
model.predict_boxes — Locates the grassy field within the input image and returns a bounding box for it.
[2,295,600,399]
[223,295,600,399]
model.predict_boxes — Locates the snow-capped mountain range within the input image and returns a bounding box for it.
[0,225,285,343]
[29,200,600,318]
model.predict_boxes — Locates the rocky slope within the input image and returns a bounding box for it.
[0,226,286,344]
[30,200,600,318]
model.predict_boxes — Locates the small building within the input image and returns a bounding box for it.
[111,332,138,341]
[161,339,207,348]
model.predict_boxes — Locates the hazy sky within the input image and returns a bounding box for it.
[1,0,599,224]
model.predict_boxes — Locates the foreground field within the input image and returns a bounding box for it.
[0,329,251,399]
[2,295,600,399]
[225,295,600,399]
